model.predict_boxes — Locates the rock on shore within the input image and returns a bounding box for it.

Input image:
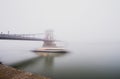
[0,64,50,79]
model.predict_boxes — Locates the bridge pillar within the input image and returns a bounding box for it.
[43,30,56,47]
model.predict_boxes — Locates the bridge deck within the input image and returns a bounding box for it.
[0,34,44,41]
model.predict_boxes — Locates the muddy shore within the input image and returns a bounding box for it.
[0,64,50,79]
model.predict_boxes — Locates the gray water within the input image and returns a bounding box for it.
[0,40,120,79]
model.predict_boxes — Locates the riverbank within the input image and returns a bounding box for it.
[0,64,50,79]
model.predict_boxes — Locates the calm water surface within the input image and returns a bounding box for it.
[0,40,120,79]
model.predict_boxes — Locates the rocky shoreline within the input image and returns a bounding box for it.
[0,64,50,79]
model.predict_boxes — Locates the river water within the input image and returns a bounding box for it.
[0,40,120,79]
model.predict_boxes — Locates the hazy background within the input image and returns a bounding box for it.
[0,1,120,78]
[0,0,120,42]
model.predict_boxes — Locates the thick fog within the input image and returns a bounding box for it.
[0,0,120,42]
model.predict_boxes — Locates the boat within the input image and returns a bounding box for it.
[33,47,67,53]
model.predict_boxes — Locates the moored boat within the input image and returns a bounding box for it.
[33,47,67,53]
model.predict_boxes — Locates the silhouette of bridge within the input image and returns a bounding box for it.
[0,30,56,42]
[0,30,66,53]
[0,33,46,41]
[0,30,63,49]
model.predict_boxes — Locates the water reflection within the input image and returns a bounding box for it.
[12,52,66,77]
[36,52,66,57]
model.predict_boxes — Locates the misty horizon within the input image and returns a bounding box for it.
[0,0,120,42]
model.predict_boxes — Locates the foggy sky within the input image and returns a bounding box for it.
[0,0,120,42]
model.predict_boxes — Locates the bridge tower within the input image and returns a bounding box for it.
[43,30,56,47]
